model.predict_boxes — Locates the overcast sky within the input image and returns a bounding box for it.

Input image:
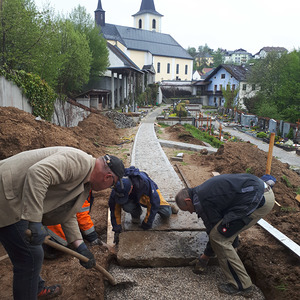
[34,0,300,55]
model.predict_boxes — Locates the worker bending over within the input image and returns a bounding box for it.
[0,148,124,299]
[109,166,178,244]
[175,173,275,298]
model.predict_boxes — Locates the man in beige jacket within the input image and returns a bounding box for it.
[0,146,124,299]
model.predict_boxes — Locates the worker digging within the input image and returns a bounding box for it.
[0,147,125,299]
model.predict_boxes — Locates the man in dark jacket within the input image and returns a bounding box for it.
[175,173,275,298]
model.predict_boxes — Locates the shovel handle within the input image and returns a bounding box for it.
[25,229,117,285]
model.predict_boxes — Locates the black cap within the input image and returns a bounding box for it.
[104,154,125,182]
[114,177,132,205]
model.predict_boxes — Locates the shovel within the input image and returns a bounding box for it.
[25,229,117,285]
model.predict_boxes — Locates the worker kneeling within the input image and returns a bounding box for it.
[109,166,179,244]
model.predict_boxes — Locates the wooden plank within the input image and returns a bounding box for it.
[175,164,192,188]
[296,194,300,203]
[107,209,114,246]
[257,219,300,259]
[212,172,220,177]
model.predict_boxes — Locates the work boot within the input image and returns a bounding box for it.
[218,283,253,298]
[38,284,63,299]
[170,203,179,214]
[192,257,209,274]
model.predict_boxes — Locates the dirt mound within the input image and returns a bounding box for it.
[164,123,207,146]
[0,107,122,159]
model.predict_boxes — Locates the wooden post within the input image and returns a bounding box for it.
[266,132,275,175]
[219,124,222,140]
[295,119,300,139]
[209,117,212,135]
[206,116,209,132]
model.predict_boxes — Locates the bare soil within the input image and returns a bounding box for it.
[0,109,299,300]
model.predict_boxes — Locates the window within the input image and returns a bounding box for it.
[157,62,160,73]
[176,64,179,74]
[214,85,217,91]
[232,84,236,91]
[219,84,222,91]
[185,65,188,75]
[221,74,225,79]
[252,84,256,91]
[139,19,142,29]
[167,63,170,74]
[242,84,246,90]
[152,19,156,29]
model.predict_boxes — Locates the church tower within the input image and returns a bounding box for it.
[132,0,163,32]
[95,0,105,27]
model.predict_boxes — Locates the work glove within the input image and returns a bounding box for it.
[113,232,120,245]
[76,243,96,269]
[84,231,100,244]
[28,222,48,245]
[141,221,152,230]
[90,238,103,246]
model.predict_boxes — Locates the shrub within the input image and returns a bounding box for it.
[256,132,268,138]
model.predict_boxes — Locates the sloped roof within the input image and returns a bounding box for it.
[205,64,250,82]
[101,24,192,60]
[132,0,163,17]
[106,43,142,73]
[260,46,288,53]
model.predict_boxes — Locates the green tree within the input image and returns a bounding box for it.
[55,19,92,96]
[187,47,197,58]
[247,50,300,122]
[212,48,225,67]
[0,0,47,70]
[222,84,239,109]
[69,5,109,81]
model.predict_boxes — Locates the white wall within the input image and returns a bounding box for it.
[0,76,32,113]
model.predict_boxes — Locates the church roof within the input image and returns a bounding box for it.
[101,24,192,60]
[132,0,163,17]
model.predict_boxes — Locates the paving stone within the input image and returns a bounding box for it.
[123,210,205,231]
[117,231,209,267]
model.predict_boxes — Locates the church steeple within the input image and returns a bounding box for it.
[95,0,105,27]
[132,0,163,32]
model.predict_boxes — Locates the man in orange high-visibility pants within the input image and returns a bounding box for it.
[45,190,101,259]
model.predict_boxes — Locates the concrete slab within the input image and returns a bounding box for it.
[117,231,209,267]
[158,139,217,154]
[123,209,205,231]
